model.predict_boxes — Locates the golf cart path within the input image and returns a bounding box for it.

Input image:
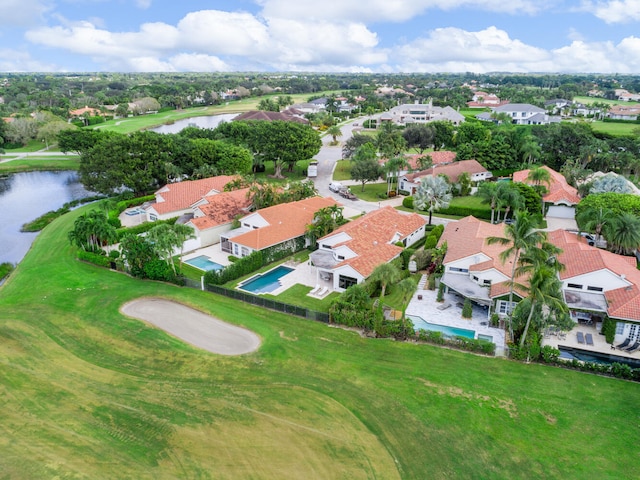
[121,298,261,355]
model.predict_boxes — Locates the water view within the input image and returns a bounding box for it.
[0,170,94,265]
[151,113,238,134]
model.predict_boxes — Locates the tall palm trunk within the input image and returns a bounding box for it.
[520,300,536,348]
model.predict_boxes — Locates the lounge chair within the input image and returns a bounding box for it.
[576,331,585,344]
[309,285,320,295]
[616,338,632,349]
[585,333,594,346]
[625,341,640,353]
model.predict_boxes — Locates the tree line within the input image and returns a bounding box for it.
[58,119,321,196]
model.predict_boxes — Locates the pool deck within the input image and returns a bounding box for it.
[543,323,640,362]
[406,275,507,356]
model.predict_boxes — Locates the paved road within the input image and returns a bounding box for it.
[311,120,452,226]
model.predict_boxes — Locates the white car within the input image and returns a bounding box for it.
[329,182,343,192]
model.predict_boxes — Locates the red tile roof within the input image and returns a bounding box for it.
[548,229,640,321]
[403,151,457,170]
[189,188,252,231]
[405,159,488,184]
[438,216,525,298]
[322,206,426,277]
[513,166,580,205]
[233,197,340,250]
[441,218,640,321]
[150,175,237,215]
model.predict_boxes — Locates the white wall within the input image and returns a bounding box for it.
[563,269,630,292]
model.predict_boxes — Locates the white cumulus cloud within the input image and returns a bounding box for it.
[259,0,545,22]
[581,0,640,23]
[0,0,50,27]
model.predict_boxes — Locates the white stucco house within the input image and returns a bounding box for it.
[476,103,561,125]
[381,100,465,126]
[309,207,426,292]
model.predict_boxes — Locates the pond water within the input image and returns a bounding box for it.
[0,170,93,265]
[150,113,238,134]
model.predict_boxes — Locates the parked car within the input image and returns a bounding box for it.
[329,182,343,192]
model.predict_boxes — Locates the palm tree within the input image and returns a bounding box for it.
[476,182,500,224]
[384,156,409,195]
[487,211,547,339]
[146,224,179,274]
[526,166,551,215]
[414,175,452,225]
[172,223,196,270]
[326,125,342,144]
[605,212,640,255]
[498,184,524,223]
[519,136,541,164]
[576,206,612,246]
[370,263,402,304]
[514,262,568,348]
[512,242,567,347]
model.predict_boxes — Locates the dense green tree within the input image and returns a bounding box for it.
[58,129,110,154]
[119,234,157,278]
[376,123,407,159]
[246,121,322,178]
[429,120,455,150]
[78,131,169,195]
[342,133,374,159]
[351,157,383,192]
[402,124,435,153]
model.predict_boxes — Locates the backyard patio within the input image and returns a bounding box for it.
[406,275,507,356]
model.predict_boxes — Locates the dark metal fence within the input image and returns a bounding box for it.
[183,277,330,323]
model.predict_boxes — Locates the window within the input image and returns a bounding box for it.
[321,244,331,249]
[587,286,603,292]
[241,247,249,257]
[497,300,517,315]
[472,275,479,282]
[149,214,158,221]
[616,322,624,335]
[337,255,345,260]
[567,283,583,289]
[449,267,469,273]
[483,279,491,285]
[243,223,250,228]
[338,275,358,289]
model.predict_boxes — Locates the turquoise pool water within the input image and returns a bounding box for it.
[239,266,294,294]
[185,255,224,272]
[408,315,475,339]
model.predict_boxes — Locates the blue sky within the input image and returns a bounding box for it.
[1,0,639,73]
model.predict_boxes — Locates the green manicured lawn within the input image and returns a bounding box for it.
[352,181,391,201]
[0,157,80,173]
[265,283,339,312]
[450,195,489,209]
[333,159,352,181]
[1,204,639,478]
[590,121,639,136]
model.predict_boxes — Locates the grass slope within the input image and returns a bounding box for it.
[1,205,639,479]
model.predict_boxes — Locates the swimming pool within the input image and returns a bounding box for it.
[184,255,224,272]
[239,266,294,294]
[408,315,476,339]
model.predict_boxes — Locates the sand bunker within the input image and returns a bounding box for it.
[121,298,261,355]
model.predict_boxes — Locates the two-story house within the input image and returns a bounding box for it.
[310,207,426,292]
[477,103,561,125]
